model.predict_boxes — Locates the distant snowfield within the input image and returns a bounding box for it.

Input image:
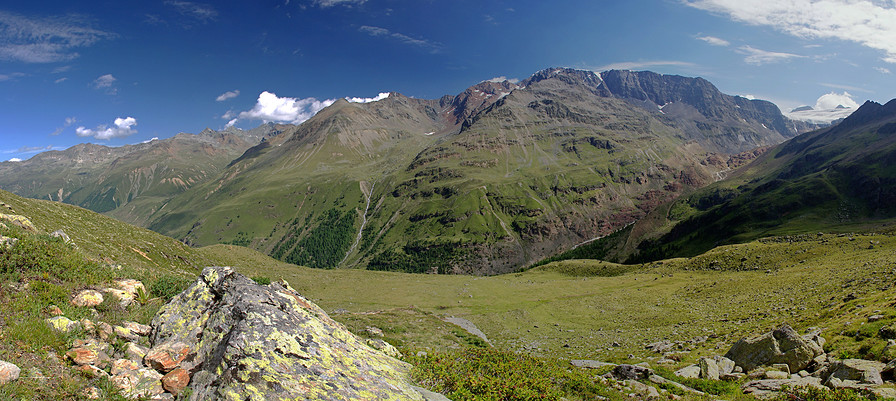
[786,107,856,124]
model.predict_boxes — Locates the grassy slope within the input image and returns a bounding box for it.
[4,188,895,400]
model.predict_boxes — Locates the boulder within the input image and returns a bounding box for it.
[122,321,151,337]
[714,355,736,375]
[698,357,720,380]
[724,324,823,373]
[824,359,885,385]
[611,364,652,381]
[150,266,426,400]
[571,360,617,369]
[103,288,134,308]
[0,360,20,384]
[71,290,104,307]
[674,364,701,379]
[124,342,149,362]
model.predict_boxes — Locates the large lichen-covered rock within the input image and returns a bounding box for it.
[0,213,37,232]
[724,324,823,373]
[150,266,425,401]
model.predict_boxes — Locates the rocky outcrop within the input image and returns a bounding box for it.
[725,324,823,373]
[0,360,20,384]
[150,266,426,400]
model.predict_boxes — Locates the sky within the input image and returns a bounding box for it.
[1,0,895,161]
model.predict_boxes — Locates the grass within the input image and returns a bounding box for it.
[4,188,896,400]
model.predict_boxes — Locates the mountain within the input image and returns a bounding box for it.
[0,68,817,274]
[624,98,896,262]
[135,68,805,274]
[0,124,289,226]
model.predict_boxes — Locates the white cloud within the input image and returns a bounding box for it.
[141,137,159,144]
[54,77,67,83]
[815,91,859,110]
[594,60,698,71]
[0,11,114,63]
[875,66,891,74]
[346,92,390,103]
[697,35,730,46]
[313,0,366,7]
[238,91,335,124]
[225,118,238,128]
[8,158,21,162]
[685,0,896,63]
[221,110,236,119]
[92,74,116,88]
[76,116,138,140]
[738,45,804,65]
[216,90,240,101]
[485,76,520,84]
[359,25,441,53]
[740,94,757,100]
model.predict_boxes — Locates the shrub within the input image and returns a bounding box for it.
[251,276,271,285]
[150,275,191,300]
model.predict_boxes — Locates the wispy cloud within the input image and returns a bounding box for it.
[0,11,114,63]
[236,91,335,124]
[51,117,77,136]
[485,76,520,84]
[165,1,218,22]
[875,66,891,74]
[359,25,442,53]
[216,89,240,102]
[0,72,24,81]
[738,45,804,65]
[593,60,698,71]
[91,73,117,94]
[696,35,730,46]
[76,117,138,140]
[312,0,366,7]
[685,0,896,63]
[820,82,873,94]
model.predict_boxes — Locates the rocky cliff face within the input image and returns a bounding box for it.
[151,266,426,400]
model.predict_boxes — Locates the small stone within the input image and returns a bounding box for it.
[868,315,885,322]
[122,321,151,337]
[50,229,71,243]
[97,322,114,341]
[46,316,80,333]
[114,279,146,297]
[103,288,134,308]
[71,290,105,307]
[77,364,109,379]
[81,386,101,400]
[111,359,142,375]
[125,342,149,362]
[161,368,190,395]
[114,325,141,342]
[66,346,99,366]
[144,341,193,373]
[80,318,96,333]
[112,368,164,399]
[364,326,384,337]
[0,360,21,384]
[46,305,64,316]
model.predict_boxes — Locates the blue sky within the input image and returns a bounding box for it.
[1,0,895,161]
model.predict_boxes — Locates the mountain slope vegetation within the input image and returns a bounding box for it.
[623,98,896,262]
[0,68,813,274]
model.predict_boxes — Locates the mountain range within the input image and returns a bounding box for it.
[0,68,833,274]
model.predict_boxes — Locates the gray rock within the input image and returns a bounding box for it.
[824,359,885,385]
[714,355,736,375]
[674,364,700,379]
[698,357,720,380]
[571,360,617,369]
[50,229,71,243]
[150,266,426,401]
[612,364,652,381]
[725,324,823,373]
